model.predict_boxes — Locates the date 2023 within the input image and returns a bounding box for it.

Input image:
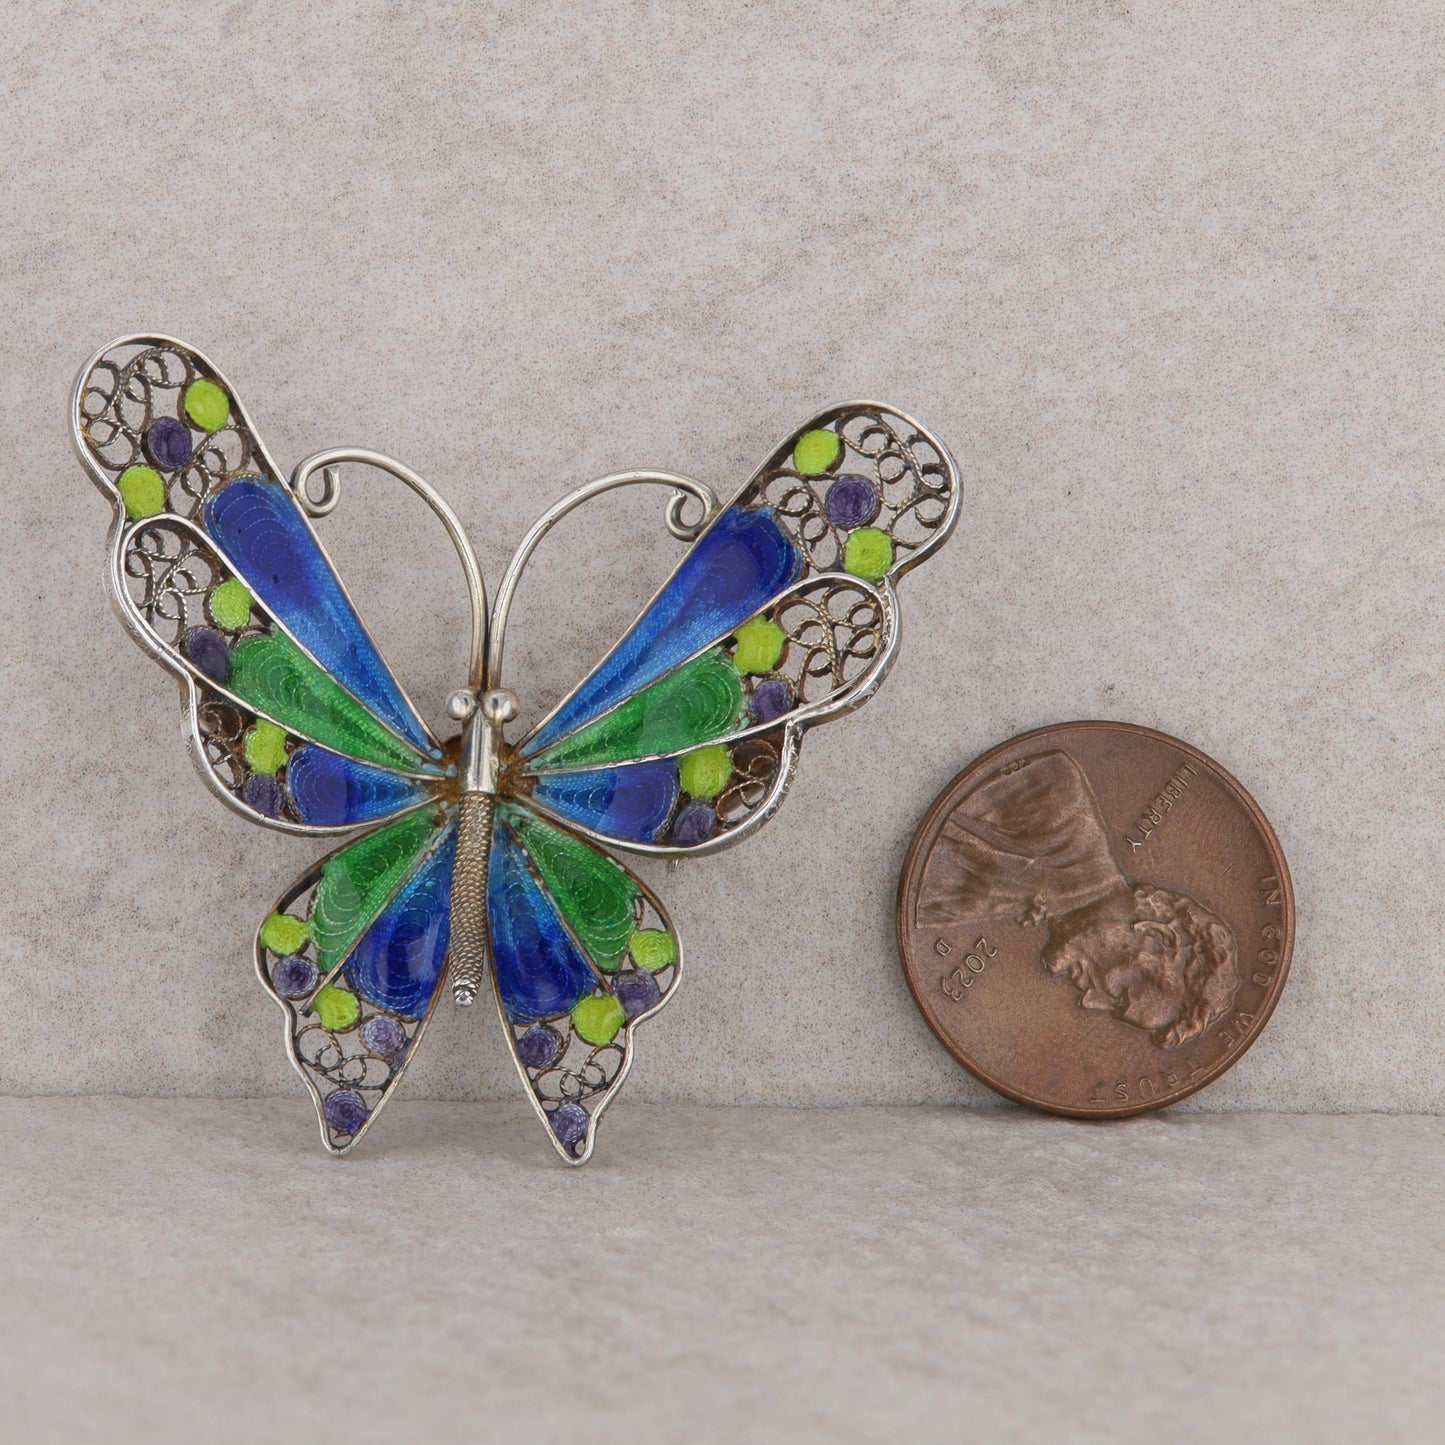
[938,936,997,999]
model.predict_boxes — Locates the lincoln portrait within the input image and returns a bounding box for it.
[915,751,1238,1049]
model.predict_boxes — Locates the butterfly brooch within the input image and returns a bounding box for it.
[73,336,961,1163]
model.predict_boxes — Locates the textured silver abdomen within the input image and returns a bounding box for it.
[449,792,496,1005]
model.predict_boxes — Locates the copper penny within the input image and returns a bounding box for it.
[897,722,1293,1117]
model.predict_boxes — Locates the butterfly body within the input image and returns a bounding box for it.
[449,688,517,1006]
[73,336,960,1163]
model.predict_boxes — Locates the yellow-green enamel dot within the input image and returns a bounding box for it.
[116,465,166,519]
[732,616,787,674]
[630,928,677,972]
[313,985,361,1032]
[844,526,893,580]
[244,719,289,775]
[679,744,731,799]
[260,912,309,956]
[572,992,626,1046]
[184,378,231,433]
[207,577,253,631]
[793,428,841,475]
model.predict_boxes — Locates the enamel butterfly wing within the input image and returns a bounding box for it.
[72,335,961,1163]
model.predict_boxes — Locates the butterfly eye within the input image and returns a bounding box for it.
[481,689,520,725]
[447,689,478,721]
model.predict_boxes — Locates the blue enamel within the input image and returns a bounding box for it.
[527,759,679,843]
[287,746,433,828]
[489,816,594,1022]
[521,505,800,758]
[205,478,435,754]
[345,828,456,1019]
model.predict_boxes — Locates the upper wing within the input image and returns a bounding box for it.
[486,801,680,1164]
[510,405,959,854]
[73,336,445,833]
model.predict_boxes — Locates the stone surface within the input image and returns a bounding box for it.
[678,743,732,800]
[825,474,882,529]
[571,992,625,1046]
[614,969,661,1018]
[242,719,287,775]
[732,615,787,674]
[0,1099,1439,1442]
[750,675,794,723]
[548,1100,589,1147]
[629,928,677,973]
[259,912,308,957]
[144,415,193,471]
[271,955,317,999]
[114,463,165,519]
[2,4,1444,1109]
[361,1014,405,1058]
[242,773,282,818]
[184,377,230,433]
[321,1088,368,1133]
[793,427,842,476]
[312,985,360,1033]
[182,625,230,683]
[207,577,253,632]
[843,525,894,580]
[515,1024,561,1070]
[669,799,717,847]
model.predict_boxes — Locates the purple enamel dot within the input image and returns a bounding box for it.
[614,971,661,1019]
[517,1024,562,1070]
[750,676,794,724]
[362,1015,406,1058]
[183,626,230,683]
[272,955,318,998]
[550,1103,589,1148]
[324,1090,369,1135]
[825,474,880,529]
[671,799,717,847]
[145,416,194,471]
[244,772,283,818]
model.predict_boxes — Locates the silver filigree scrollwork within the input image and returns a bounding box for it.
[194,694,250,791]
[771,579,886,703]
[716,734,784,827]
[122,522,221,645]
[741,404,958,580]
[76,341,257,518]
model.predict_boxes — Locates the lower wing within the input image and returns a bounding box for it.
[256,804,457,1153]
[485,800,680,1163]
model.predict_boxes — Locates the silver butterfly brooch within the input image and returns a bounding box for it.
[73,336,961,1163]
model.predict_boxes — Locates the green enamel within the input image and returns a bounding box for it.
[844,526,893,580]
[572,992,626,1046]
[630,928,676,972]
[793,428,841,475]
[732,616,786,674]
[679,744,732,799]
[208,577,253,631]
[313,985,361,1032]
[310,810,438,976]
[500,805,638,972]
[228,633,427,773]
[117,465,166,519]
[530,650,744,771]
[260,912,309,956]
[184,378,231,433]
[244,719,289,775]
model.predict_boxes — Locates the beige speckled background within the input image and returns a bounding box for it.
[2,1,1441,1110]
